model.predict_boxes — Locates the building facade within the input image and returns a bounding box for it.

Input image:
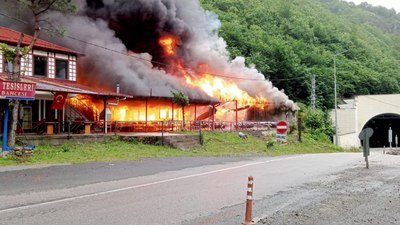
[333,94,400,149]
[0,26,125,136]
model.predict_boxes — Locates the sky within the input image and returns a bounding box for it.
[343,0,400,13]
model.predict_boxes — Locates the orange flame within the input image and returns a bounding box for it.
[185,73,267,109]
[159,36,177,56]
[108,100,187,122]
[159,35,269,111]
[66,95,101,121]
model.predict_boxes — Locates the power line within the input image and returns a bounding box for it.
[364,96,400,109]
[269,75,310,81]
[63,34,266,81]
[0,11,309,83]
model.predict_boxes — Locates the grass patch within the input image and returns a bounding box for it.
[265,133,344,156]
[0,131,345,166]
[198,131,267,156]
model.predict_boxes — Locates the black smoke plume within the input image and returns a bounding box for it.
[1,0,295,111]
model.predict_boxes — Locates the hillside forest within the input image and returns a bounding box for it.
[200,0,400,110]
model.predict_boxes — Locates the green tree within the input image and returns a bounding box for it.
[201,0,400,110]
[3,0,77,146]
[171,90,189,129]
[303,107,334,141]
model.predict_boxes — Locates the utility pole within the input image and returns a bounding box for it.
[334,55,338,146]
[311,74,316,110]
[333,49,348,147]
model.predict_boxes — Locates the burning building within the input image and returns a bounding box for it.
[1,0,295,133]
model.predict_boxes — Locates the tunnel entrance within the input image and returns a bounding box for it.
[362,113,400,148]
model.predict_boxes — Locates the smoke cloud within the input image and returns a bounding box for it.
[1,0,295,111]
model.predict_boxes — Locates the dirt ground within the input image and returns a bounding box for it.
[256,153,400,225]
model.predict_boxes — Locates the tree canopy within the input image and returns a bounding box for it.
[200,0,400,110]
[171,90,190,107]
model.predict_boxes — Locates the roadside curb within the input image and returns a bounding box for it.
[0,163,71,173]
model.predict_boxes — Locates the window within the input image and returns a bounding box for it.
[34,56,47,76]
[55,59,68,79]
[4,60,13,73]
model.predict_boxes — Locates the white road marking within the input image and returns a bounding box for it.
[0,155,310,213]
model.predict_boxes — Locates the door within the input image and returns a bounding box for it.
[23,106,33,130]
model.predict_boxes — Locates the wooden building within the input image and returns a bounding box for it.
[0,26,127,137]
[1,26,271,142]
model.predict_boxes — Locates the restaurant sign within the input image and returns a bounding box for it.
[0,80,36,100]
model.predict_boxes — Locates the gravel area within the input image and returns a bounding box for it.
[256,154,400,225]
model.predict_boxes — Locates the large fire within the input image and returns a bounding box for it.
[66,95,101,121]
[185,74,267,109]
[110,100,182,122]
[70,35,271,125]
[159,35,269,110]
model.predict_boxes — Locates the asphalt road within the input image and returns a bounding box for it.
[256,152,400,225]
[0,153,366,225]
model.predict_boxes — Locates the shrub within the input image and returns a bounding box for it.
[297,103,334,141]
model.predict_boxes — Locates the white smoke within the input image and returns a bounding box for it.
[170,0,294,109]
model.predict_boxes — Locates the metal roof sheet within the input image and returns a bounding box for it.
[0,26,78,55]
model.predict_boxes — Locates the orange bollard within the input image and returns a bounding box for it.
[244,176,254,225]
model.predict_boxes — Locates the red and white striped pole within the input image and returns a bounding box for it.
[244,176,254,225]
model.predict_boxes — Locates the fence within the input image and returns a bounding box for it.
[100,120,275,133]
[26,119,276,135]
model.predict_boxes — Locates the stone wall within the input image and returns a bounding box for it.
[161,135,202,150]
[14,133,203,150]
[16,134,112,146]
[245,130,274,140]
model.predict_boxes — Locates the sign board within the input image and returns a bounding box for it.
[276,133,287,141]
[359,127,373,157]
[359,127,373,169]
[276,121,288,134]
[0,80,36,100]
[276,120,288,141]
